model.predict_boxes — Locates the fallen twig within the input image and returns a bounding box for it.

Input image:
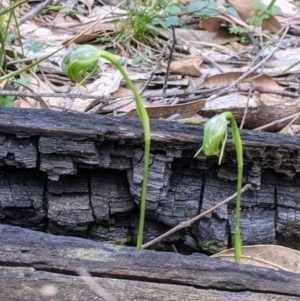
[142,183,252,249]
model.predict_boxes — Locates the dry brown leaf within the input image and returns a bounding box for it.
[200,72,285,106]
[161,57,203,77]
[200,13,252,32]
[212,245,300,273]
[199,72,282,90]
[226,0,281,33]
[125,99,206,119]
[63,23,116,45]
[158,27,239,46]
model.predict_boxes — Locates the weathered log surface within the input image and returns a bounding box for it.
[0,107,300,253]
[1,224,300,301]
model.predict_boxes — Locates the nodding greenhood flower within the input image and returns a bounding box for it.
[195,114,228,164]
[62,45,101,83]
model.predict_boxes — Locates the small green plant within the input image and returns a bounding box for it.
[228,26,249,44]
[114,0,181,45]
[195,112,243,263]
[25,41,49,53]
[61,45,150,249]
[247,0,280,28]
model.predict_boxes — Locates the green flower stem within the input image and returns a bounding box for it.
[222,112,243,263]
[100,51,150,249]
[61,45,150,249]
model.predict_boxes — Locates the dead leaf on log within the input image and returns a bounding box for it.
[212,245,300,273]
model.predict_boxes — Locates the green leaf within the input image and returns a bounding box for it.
[225,7,240,18]
[162,16,180,26]
[253,0,282,15]
[117,57,124,66]
[0,95,14,107]
[152,15,180,27]
[132,54,146,66]
[164,4,181,14]
[187,1,219,17]
[47,5,83,16]
[25,41,46,53]
[12,77,31,87]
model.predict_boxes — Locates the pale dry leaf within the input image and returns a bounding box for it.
[70,71,124,112]
[157,27,239,46]
[204,93,260,112]
[79,0,94,14]
[76,5,127,23]
[52,0,79,27]
[17,74,60,109]
[212,245,300,273]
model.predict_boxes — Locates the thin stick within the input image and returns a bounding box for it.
[142,183,252,249]
[162,26,176,104]
[240,85,253,129]
[139,44,169,95]
[253,111,300,132]
[17,0,53,25]
[279,115,299,133]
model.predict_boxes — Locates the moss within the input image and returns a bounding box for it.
[199,242,227,254]
[109,226,116,231]
[113,234,132,245]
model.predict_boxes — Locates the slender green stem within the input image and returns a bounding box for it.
[0,47,64,82]
[100,51,150,249]
[265,0,277,15]
[222,112,243,263]
[0,0,28,17]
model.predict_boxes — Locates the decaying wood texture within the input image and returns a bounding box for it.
[1,224,300,301]
[0,107,300,253]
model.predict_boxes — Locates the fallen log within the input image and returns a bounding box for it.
[1,224,300,301]
[0,107,300,253]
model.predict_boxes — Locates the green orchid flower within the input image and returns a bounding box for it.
[62,45,101,83]
[195,114,228,165]
[195,111,243,263]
